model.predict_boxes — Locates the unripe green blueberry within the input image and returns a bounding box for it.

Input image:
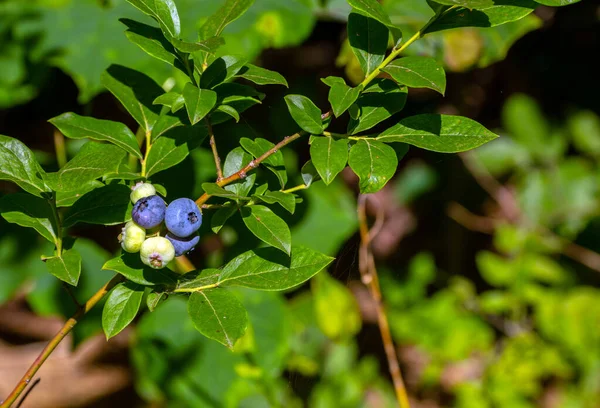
[140,236,175,269]
[119,221,146,253]
[130,182,156,204]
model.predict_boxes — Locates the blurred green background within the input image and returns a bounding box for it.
[1,0,599,407]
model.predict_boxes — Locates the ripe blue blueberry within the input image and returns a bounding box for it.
[140,236,175,269]
[132,195,166,229]
[166,232,200,257]
[165,198,202,238]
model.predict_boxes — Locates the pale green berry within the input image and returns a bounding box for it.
[140,236,175,269]
[130,182,157,204]
[119,221,146,253]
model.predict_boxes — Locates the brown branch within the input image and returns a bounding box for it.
[447,202,497,234]
[357,195,410,408]
[206,118,224,181]
[448,202,600,275]
[195,111,332,207]
[0,275,124,408]
[459,152,520,222]
[195,130,304,207]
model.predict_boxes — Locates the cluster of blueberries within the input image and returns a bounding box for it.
[119,182,202,269]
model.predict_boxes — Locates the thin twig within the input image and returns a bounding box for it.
[459,152,520,222]
[52,130,67,169]
[448,201,600,274]
[281,184,308,194]
[14,378,40,408]
[0,275,124,408]
[206,118,223,181]
[196,112,332,207]
[357,195,410,408]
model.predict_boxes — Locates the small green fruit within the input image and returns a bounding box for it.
[119,221,146,253]
[140,236,175,269]
[130,182,157,204]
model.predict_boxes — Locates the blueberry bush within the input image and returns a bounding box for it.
[0,0,592,407]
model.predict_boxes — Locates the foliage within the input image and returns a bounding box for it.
[0,0,591,407]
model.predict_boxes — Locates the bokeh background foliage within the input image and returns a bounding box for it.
[1,0,600,407]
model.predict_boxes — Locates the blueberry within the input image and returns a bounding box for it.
[132,195,166,229]
[140,236,175,269]
[166,232,200,257]
[119,221,146,253]
[130,182,156,204]
[165,198,202,238]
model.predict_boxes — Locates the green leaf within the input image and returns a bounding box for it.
[153,92,185,113]
[126,0,156,16]
[214,82,264,103]
[145,124,207,177]
[348,13,388,76]
[241,205,291,255]
[425,1,538,33]
[49,112,142,159]
[240,137,287,188]
[377,114,498,153]
[101,65,163,132]
[211,205,238,233]
[56,181,104,208]
[199,0,255,39]
[153,0,180,39]
[327,80,361,118]
[200,55,248,89]
[321,76,346,88]
[284,95,324,134]
[120,18,181,69]
[172,36,225,53]
[102,253,180,286]
[236,64,288,87]
[182,84,217,125]
[300,160,321,187]
[222,147,256,197]
[253,191,296,214]
[569,110,600,156]
[177,245,334,291]
[146,291,167,312]
[49,143,127,192]
[63,184,133,228]
[348,139,398,193]
[381,56,446,95]
[533,0,580,5]
[102,282,145,339]
[0,135,50,197]
[149,112,185,142]
[502,93,551,159]
[202,183,242,199]
[312,271,361,341]
[347,0,392,26]
[432,0,494,8]
[215,105,240,122]
[0,194,57,244]
[188,288,248,349]
[348,80,408,134]
[310,137,349,185]
[45,248,82,286]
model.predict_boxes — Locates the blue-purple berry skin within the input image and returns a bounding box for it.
[132,195,166,228]
[166,232,200,257]
[165,198,202,238]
